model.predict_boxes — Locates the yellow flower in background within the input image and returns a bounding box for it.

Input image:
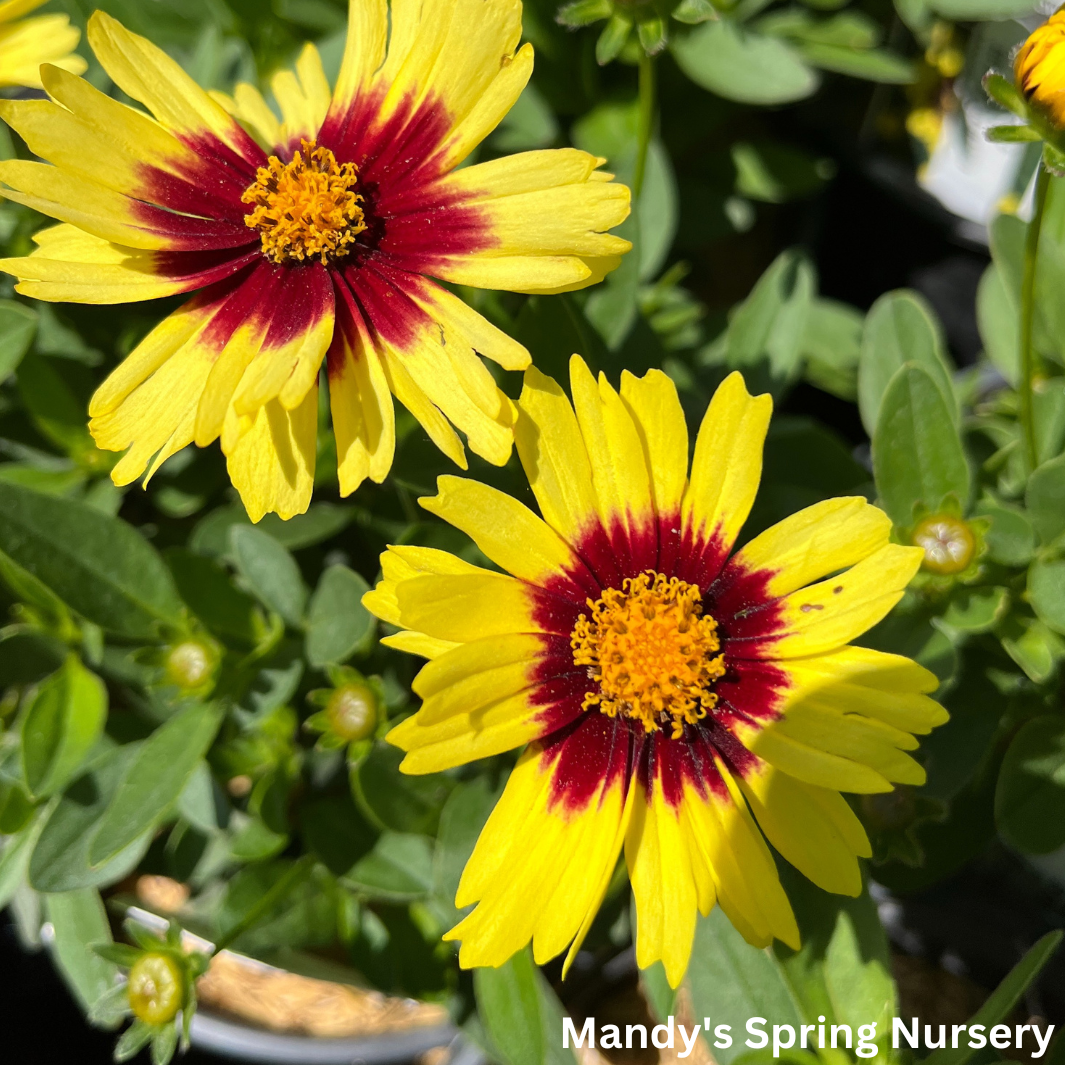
[0,0,630,521]
[1016,5,1065,128]
[0,0,85,89]
[365,359,947,987]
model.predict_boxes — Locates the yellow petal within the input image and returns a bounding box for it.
[419,475,582,585]
[620,367,689,519]
[223,385,318,523]
[733,497,894,599]
[682,371,772,559]
[514,366,598,545]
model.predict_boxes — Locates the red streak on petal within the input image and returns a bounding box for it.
[542,712,636,817]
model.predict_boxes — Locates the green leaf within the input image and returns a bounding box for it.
[491,82,559,151]
[639,961,676,1024]
[0,482,185,639]
[975,500,1035,566]
[797,43,914,82]
[732,142,833,205]
[928,0,1037,19]
[585,209,641,350]
[46,889,118,1015]
[999,616,1061,683]
[88,701,224,867]
[432,778,498,917]
[190,501,355,555]
[164,548,261,644]
[775,874,896,1054]
[343,832,434,902]
[230,525,307,627]
[801,298,863,401]
[352,741,454,835]
[995,716,1065,854]
[300,793,375,876]
[924,929,1061,1065]
[0,630,66,688]
[858,290,956,436]
[1030,559,1065,635]
[1026,454,1065,545]
[30,745,152,893]
[21,655,107,799]
[16,355,98,463]
[305,565,373,667]
[0,805,49,909]
[672,20,819,105]
[976,263,1019,386]
[724,248,816,396]
[872,364,970,528]
[941,587,1008,633]
[475,947,577,1065]
[687,906,803,1065]
[0,300,37,384]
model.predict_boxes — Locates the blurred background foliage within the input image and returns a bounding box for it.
[3,0,1065,1062]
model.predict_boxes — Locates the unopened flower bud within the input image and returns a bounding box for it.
[327,683,377,742]
[128,952,183,1026]
[912,514,975,575]
[1015,9,1065,129]
[165,640,217,691]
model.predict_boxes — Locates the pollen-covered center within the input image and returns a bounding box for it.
[571,571,726,740]
[242,140,366,265]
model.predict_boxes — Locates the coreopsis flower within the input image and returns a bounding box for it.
[0,1,630,521]
[364,359,947,986]
[1015,6,1065,128]
[0,0,86,89]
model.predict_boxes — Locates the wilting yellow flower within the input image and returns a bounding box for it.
[0,0,85,89]
[1016,6,1065,128]
[0,1,630,521]
[364,359,947,986]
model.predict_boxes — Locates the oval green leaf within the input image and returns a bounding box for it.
[672,19,819,105]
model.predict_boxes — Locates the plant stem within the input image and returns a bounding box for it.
[633,50,655,199]
[210,855,315,957]
[1020,161,1050,472]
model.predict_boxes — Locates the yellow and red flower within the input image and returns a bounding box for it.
[0,0,85,89]
[0,0,630,520]
[365,359,947,986]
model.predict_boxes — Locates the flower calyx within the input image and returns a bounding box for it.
[89,918,209,1065]
[305,665,385,756]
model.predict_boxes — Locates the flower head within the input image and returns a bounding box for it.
[1015,6,1065,128]
[0,0,86,89]
[364,358,948,987]
[0,0,630,522]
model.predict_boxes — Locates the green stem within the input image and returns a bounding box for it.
[210,855,315,957]
[633,50,655,199]
[1020,161,1050,472]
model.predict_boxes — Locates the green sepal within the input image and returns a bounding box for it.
[123,920,164,953]
[303,709,332,733]
[1043,142,1065,178]
[88,982,133,1028]
[596,13,632,64]
[91,941,143,968]
[638,16,668,54]
[986,124,1041,143]
[114,1020,154,1063]
[673,0,717,24]
[556,0,612,27]
[150,1022,178,1065]
[982,72,1027,119]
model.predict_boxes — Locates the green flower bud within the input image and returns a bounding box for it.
[912,514,975,575]
[128,953,184,1026]
[165,640,218,691]
[327,683,377,742]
